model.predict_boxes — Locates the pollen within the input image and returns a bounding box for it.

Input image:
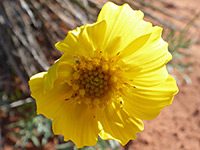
[73,72,80,80]
[79,89,85,96]
[73,84,79,91]
[70,56,117,107]
[70,55,127,108]
[78,65,110,97]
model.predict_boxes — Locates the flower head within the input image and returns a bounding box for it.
[29,2,178,148]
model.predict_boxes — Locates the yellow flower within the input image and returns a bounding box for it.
[29,2,178,148]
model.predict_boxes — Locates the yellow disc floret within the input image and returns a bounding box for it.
[70,55,126,108]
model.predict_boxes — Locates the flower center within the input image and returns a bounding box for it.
[73,67,110,98]
[70,55,123,108]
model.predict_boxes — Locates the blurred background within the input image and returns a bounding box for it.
[0,0,200,150]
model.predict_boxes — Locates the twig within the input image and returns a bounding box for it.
[133,0,187,23]
[47,1,80,28]
[131,0,200,29]
[56,0,88,24]
[10,97,34,108]
[11,33,38,77]
[158,0,177,9]
[25,0,63,47]
[87,0,102,10]
[126,0,179,31]
[0,97,34,109]
[69,0,92,22]
[0,40,30,94]
[3,0,50,71]
[20,0,38,28]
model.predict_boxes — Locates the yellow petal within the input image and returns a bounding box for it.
[57,63,74,81]
[76,20,106,57]
[55,26,83,54]
[122,74,179,120]
[98,102,144,145]
[85,20,107,51]
[103,36,121,57]
[52,101,99,148]
[120,33,151,58]
[43,60,60,91]
[55,20,107,57]
[44,54,75,90]
[123,26,171,86]
[97,2,152,57]
[29,72,73,119]
[29,72,47,98]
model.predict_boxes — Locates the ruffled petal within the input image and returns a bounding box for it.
[119,33,151,58]
[122,74,179,120]
[97,2,153,57]
[55,20,107,57]
[43,60,60,91]
[52,101,99,148]
[55,26,83,54]
[98,102,144,145]
[43,54,76,90]
[29,72,47,98]
[29,72,73,119]
[85,20,107,52]
[122,26,171,86]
